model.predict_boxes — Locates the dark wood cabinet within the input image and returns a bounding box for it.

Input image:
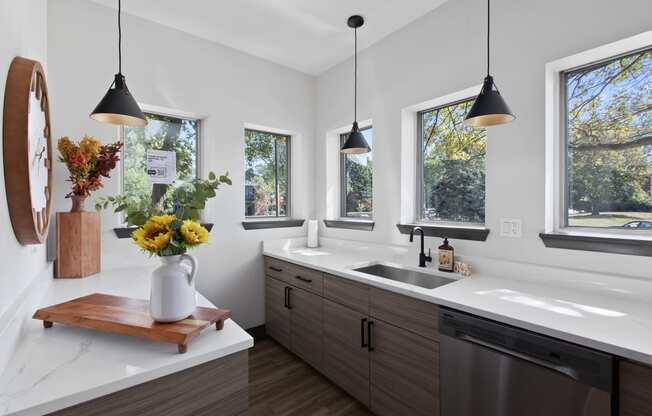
[290,287,323,371]
[323,299,370,406]
[264,257,440,416]
[621,360,652,416]
[265,276,290,350]
[370,320,439,416]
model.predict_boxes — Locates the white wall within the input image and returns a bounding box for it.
[47,0,315,329]
[314,0,652,279]
[0,0,50,372]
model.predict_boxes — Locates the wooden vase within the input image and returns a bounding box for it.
[55,204,101,278]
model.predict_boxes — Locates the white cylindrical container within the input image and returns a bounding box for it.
[307,219,319,248]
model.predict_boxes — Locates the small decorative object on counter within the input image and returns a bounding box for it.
[55,135,123,278]
[99,171,232,322]
[438,238,455,272]
[454,261,472,277]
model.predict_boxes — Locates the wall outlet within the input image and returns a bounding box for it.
[500,218,522,238]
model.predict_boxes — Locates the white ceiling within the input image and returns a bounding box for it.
[88,0,448,75]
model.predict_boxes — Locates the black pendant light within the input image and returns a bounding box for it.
[464,0,515,128]
[341,15,370,154]
[90,0,147,127]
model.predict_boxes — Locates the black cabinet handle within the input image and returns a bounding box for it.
[360,318,368,348]
[269,266,283,272]
[283,287,288,308]
[286,287,293,310]
[294,275,313,283]
[367,320,374,352]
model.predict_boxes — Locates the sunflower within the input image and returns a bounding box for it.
[132,216,174,253]
[180,220,209,245]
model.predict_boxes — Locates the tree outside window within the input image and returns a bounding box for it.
[565,48,652,228]
[418,99,486,224]
[340,127,373,218]
[244,129,289,217]
[123,112,199,210]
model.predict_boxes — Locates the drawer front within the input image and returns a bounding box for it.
[323,274,370,314]
[264,256,323,295]
[621,360,652,416]
[370,288,439,341]
[370,321,439,416]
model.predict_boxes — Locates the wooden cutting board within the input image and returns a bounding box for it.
[33,293,231,353]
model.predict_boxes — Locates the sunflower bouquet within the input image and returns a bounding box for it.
[133,214,209,257]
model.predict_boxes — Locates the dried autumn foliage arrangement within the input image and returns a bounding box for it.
[57,135,123,198]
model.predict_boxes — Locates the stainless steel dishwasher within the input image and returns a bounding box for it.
[439,308,616,416]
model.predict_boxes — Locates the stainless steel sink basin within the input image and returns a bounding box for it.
[353,264,456,289]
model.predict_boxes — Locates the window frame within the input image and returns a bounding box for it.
[339,125,373,219]
[119,107,202,222]
[415,96,486,226]
[559,45,652,234]
[244,128,292,219]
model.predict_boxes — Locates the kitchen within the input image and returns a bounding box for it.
[0,0,651,415]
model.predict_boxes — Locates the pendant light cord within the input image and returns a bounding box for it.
[486,0,490,76]
[354,27,358,122]
[118,0,122,74]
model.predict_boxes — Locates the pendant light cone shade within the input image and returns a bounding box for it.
[90,74,147,127]
[90,0,147,127]
[341,15,371,154]
[342,122,370,154]
[464,75,515,128]
[464,0,515,128]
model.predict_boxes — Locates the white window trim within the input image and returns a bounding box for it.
[243,122,297,221]
[324,119,373,222]
[399,85,482,225]
[544,29,652,237]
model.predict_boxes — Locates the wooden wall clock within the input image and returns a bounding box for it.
[3,57,53,245]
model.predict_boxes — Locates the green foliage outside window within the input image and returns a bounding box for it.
[341,128,373,218]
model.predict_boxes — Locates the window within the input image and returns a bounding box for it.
[340,127,373,218]
[417,99,486,224]
[244,129,290,217]
[123,112,199,205]
[563,47,652,229]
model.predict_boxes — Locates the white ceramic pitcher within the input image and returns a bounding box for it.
[150,254,198,322]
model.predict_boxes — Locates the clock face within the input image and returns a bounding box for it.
[3,57,52,245]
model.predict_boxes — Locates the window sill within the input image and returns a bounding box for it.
[324,219,375,231]
[242,219,305,230]
[539,231,652,257]
[396,223,489,241]
[113,223,214,239]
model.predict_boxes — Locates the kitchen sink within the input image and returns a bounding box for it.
[353,263,456,289]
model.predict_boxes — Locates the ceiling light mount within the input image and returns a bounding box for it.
[347,15,364,29]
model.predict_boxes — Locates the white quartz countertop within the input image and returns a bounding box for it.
[264,238,652,366]
[0,267,253,416]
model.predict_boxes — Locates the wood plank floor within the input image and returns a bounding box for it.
[248,339,373,416]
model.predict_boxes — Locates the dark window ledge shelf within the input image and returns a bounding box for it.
[242,219,305,230]
[396,223,489,241]
[539,232,652,257]
[113,223,214,239]
[324,219,375,231]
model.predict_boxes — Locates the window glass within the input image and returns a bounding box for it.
[244,129,290,217]
[565,48,652,228]
[418,99,486,223]
[123,112,199,205]
[340,127,373,218]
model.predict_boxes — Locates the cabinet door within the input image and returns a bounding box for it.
[323,299,370,406]
[621,360,652,416]
[370,287,439,341]
[290,286,323,371]
[370,320,439,416]
[265,276,290,350]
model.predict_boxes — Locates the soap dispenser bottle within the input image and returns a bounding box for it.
[438,238,454,272]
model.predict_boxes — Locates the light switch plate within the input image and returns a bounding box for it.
[500,218,522,238]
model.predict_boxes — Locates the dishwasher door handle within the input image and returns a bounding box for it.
[457,333,580,382]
